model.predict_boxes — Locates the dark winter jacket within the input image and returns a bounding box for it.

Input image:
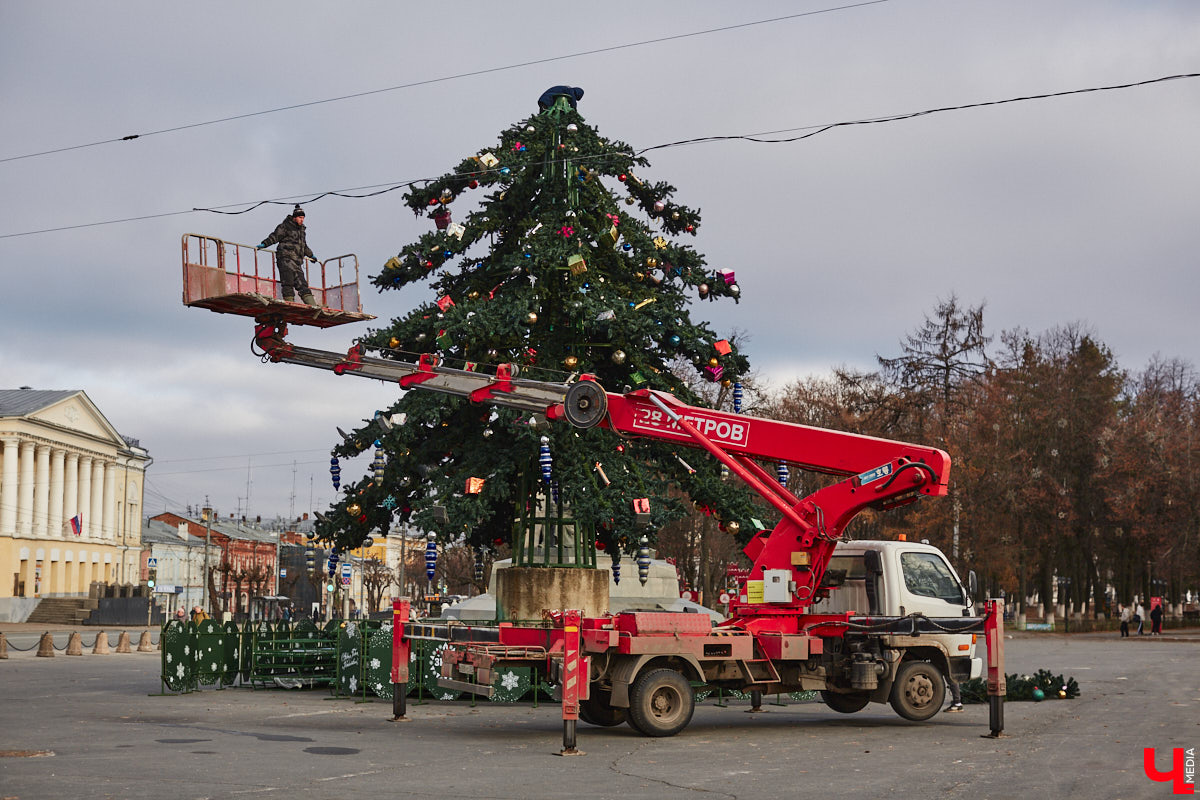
[260,216,315,266]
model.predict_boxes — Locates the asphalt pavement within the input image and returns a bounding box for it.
[1,629,1197,799]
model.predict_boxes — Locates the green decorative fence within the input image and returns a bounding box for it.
[158,618,546,703]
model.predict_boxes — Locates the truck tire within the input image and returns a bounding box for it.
[579,690,627,727]
[820,690,871,714]
[888,660,945,721]
[627,668,695,737]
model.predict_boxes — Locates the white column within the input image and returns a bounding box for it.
[78,456,93,538]
[90,459,104,542]
[48,448,64,538]
[17,441,34,536]
[63,452,79,535]
[33,444,50,538]
[0,437,18,537]
[103,462,117,541]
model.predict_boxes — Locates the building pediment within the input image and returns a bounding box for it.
[27,392,127,448]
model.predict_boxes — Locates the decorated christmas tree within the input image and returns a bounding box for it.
[317,88,757,581]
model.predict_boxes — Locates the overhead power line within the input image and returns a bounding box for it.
[0,1,892,165]
[1,70,1196,240]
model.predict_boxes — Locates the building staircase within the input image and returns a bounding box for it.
[25,598,92,625]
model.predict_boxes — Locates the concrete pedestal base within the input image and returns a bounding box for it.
[495,567,609,621]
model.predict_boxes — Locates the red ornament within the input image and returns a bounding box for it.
[618,174,628,182]
[468,179,479,189]
[595,540,606,550]
[427,197,439,207]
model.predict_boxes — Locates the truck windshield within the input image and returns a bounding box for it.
[900,552,962,604]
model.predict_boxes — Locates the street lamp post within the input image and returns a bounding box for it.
[202,505,213,614]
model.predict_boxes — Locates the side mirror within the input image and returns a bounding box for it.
[966,569,978,604]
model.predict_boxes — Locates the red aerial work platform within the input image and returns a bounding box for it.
[181,233,375,328]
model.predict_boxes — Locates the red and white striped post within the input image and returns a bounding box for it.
[560,609,584,755]
[391,598,412,721]
[984,597,1006,737]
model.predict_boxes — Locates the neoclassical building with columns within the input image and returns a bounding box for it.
[0,388,151,619]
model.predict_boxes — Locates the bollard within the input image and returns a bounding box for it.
[66,631,84,656]
[92,630,111,655]
[0,632,7,659]
[137,631,154,652]
[116,631,132,653]
[37,632,55,657]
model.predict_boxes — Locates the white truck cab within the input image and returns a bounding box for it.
[814,540,982,719]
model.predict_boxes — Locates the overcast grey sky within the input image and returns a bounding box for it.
[2,1,1197,521]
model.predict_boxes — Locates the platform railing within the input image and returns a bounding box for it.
[181,233,364,314]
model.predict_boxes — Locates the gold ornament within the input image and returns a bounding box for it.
[347,503,362,516]
[468,290,480,300]
[524,312,538,325]
[388,337,400,348]
[653,236,668,250]
[709,357,720,367]
[645,257,658,268]
[564,355,579,368]
[726,521,741,536]
[612,350,627,365]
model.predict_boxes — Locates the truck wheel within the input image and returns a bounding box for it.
[578,691,627,727]
[627,668,695,737]
[888,660,945,721]
[820,690,870,713]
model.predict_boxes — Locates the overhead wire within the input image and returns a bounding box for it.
[0,1,893,165]
[1,70,1196,240]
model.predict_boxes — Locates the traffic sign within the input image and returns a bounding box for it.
[341,576,351,586]
[340,562,352,578]
[718,592,731,604]
[147,558,157,567]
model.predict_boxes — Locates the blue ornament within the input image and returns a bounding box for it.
[777,462,789,487]
[330,457,341,490]
[539,436,553,484]
[733,382,743,413]
[500,167,511,175]
[424,540,438,581]
[611,560,621,585]
[372,446,385,486]
[669,334,681,346]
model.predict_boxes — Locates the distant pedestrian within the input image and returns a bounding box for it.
[1134,602,1145,635]
[1150,601,1163,635]
[191,605,209,624]
[259,205,320,306]
[1118,604,1131,638]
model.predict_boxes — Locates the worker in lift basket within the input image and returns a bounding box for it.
[259,204,320,306]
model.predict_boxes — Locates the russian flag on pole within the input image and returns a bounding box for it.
[70,514,82,535]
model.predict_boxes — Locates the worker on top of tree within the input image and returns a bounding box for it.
[260,205,320,306]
